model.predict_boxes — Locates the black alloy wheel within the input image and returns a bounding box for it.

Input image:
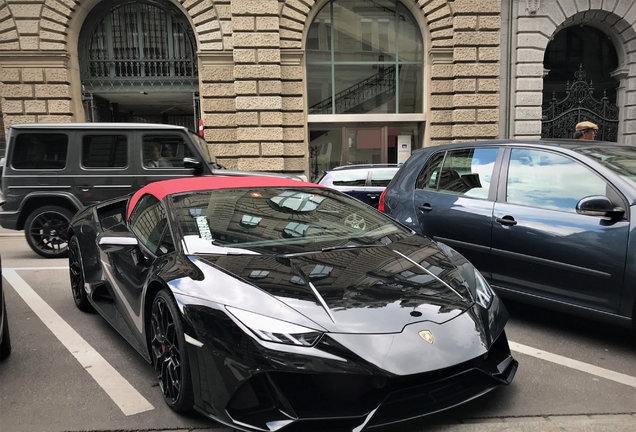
[68,236,93,312]
[150,289,193,412]
[25,206,74,258]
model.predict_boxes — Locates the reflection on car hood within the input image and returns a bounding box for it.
[195,236,474,333]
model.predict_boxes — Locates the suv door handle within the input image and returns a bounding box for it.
[496,216,517,226]
[417,203,432,212]
[76,185,93,192]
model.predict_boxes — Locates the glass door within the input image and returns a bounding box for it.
[308,123,421,181]
[345,127,386,165]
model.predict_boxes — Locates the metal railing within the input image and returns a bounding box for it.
[309,65,397,114]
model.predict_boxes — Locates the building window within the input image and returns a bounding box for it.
[306,0,424,115]
[80,0,197,84]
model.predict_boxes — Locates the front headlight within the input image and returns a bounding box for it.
[226,306,323,346]
[435,241,494,309]
[474,268,494,309]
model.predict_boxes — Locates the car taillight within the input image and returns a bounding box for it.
[378,188,387,212]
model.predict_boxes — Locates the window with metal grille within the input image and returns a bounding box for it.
[80,0,197,82]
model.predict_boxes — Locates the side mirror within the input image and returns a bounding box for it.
[183,157,204,176]
[98,234,138,253]
[576,195,625,218]
[98,234,148,265]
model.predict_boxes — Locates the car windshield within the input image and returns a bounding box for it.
[188,131,220,166]
[578,146,636,187]
[171,187,412,255]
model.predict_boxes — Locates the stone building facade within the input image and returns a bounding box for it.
[0,0,502,178]
[502,0,636,145]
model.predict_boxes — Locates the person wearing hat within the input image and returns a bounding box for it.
[574,121,598,140]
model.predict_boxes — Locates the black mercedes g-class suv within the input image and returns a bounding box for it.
[0,123,253,258]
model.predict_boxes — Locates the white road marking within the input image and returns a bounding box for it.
[5,266,68,271]
[3,269,154,416]
[510,341,636,388]
[5,267,636,396]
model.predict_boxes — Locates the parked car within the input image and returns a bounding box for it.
[316,164,399,208]
[0,123,299,259]
[381,139,636,329]
[1,256,10,360]
[68,175,516,431]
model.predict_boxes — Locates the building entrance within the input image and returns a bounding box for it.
[78,0,199,130]
[308,123,421,182]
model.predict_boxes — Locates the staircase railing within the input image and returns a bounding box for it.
[309,65,397,114]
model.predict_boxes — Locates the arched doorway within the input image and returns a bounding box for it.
[542,25,619,140]
[78,0,199,131]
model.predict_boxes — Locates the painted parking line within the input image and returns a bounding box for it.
[509,341,636,388]
[3,268,154,416]
[4,267,636,398]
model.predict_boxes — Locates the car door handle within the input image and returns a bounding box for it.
[496,216,517,226]
[367,194,378,199]
[76,185,93,192]
[417,203,433,212]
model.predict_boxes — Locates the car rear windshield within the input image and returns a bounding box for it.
[171,187,412,255]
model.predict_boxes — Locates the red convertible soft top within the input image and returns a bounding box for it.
[127,176,320,219]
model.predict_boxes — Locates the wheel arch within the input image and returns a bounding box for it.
[17,194,82,230]
[143,280,171,357]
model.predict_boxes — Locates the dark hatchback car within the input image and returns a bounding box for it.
[316,164,399,208]
[381,139,636,329]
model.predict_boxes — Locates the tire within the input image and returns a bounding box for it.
[150,289,194,412]
[0,299,11,360]
[25,206,75,258]
[68,236,93,312]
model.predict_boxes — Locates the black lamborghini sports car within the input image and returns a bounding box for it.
[1,255,11,360]
[68,176,517,431]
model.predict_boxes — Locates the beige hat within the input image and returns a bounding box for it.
[575,121,599,131]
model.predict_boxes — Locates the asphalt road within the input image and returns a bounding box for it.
[1,229,635,432]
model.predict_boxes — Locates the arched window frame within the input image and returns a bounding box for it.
[78,0,198,92]
[305,0,425,116]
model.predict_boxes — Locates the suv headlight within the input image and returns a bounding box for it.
[226,306,323,346]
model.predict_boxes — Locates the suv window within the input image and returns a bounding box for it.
[438,148,498,199]
[130,195,174,255]
[81,135,127,168]
[142,134,194,168]
[11,133,68,170]
[333,170,369,186]
[506,148,607,212]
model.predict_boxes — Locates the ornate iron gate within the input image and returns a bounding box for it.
[541,68,619,142]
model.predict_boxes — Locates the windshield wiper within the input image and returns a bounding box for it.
[278,241,384,258]
[320,243,385,253]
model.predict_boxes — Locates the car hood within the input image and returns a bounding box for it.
[189,236,474,334]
